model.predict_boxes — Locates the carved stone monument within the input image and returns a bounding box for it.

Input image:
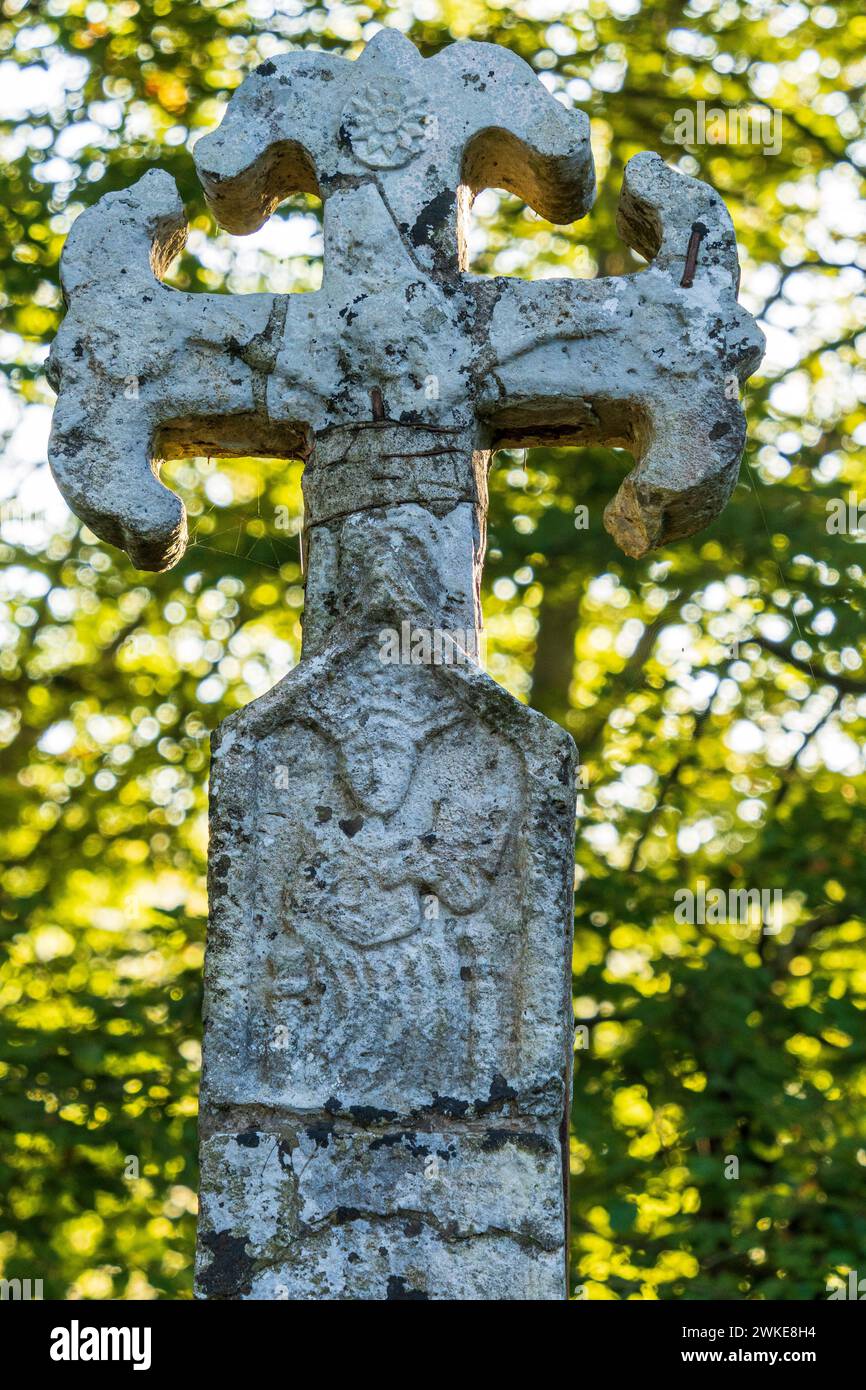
[47,31,763,1299]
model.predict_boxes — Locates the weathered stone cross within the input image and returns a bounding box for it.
[48,30,763,1300]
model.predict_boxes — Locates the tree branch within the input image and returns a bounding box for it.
[754,635,866,694]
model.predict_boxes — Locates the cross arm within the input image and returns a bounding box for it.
[473,152,764,557]
[47,170,300,571]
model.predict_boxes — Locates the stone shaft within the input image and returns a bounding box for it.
[195,426,578,1299]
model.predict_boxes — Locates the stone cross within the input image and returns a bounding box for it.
[47,30,763,1300]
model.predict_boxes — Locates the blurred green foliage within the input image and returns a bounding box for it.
[1,0,865,1299]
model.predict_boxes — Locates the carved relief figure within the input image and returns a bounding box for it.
[245,655,527,1103]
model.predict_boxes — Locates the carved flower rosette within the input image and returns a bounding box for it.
[342,78,430,169]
